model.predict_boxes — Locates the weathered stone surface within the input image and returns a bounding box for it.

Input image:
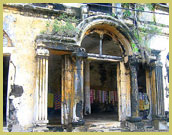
[3,3,168,132]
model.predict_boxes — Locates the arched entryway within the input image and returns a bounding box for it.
[77,15,136,123]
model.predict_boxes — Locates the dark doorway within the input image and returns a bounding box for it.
[84,60,118,122]
[3,56,10,126]
[137,64,148,119]
[48,54,62,126]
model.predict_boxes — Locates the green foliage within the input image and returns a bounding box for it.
[133,24,162,52]
[121,3,132,18]
[140,25,162,35]
[111,13,116,17]
[121,3,160,52]
[146,4,154,11]
[131,42,139,53]
[160,24,167,27]
[57,13,79,23]
[40,30,46,34]
[40,13,79,37]
[107,13,110,16]
[46,21,50,28]
[123,10,132,17]
[52,13,79,37]
[122,3,130,8]
[121,3,155,17]
[136,4,144,11]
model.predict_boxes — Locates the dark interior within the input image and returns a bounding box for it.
[81,32,122,56]
[137,64,149,119]
[3,56,10,126]
[85,60,118,121]
[48,54,62,125]
[82,31,121,122]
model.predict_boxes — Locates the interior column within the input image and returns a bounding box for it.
[73,56,84,124]
[61,55,74,125]
[84,61,91,115]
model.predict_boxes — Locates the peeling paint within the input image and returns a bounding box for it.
[10,85,23,97]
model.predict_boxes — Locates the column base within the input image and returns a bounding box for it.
[72,119,85,126]
[33,126,49,132]
[35,120,49,125]
[33,120,49,132]
[153,119,169,130]
[127,116,142,123]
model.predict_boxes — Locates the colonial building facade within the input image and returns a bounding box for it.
[3,3,169,132]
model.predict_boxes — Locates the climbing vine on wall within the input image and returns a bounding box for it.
[121,3,161,52]
[131,43,139,53]
[134,24,162,51]
[122,3,155,18]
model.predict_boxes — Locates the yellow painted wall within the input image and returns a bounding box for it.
[3,7,53,130]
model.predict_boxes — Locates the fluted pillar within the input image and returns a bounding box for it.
[34,47,49,130]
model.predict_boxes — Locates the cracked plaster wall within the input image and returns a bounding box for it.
[3,8,52,131]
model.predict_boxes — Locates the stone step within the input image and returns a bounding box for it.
[3,127,8,132]
[86,121,121,128]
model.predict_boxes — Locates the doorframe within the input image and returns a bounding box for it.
[83,58,120,121]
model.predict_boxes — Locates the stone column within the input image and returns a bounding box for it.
[84,61,91,115]
[145,67,152,120]
[34,47,49,131]
[128,56,141,122]
[150,62,165,118]
[61,55,74,125]
[150,63,157,117]
[155,63,165,117]
[151,62,166,130]
[72,56,84,125]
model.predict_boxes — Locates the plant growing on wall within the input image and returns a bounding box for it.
[122,3,132,18]
[52,13,79,37]
[131,42,139,53]
[40,13,79,37]
[134,24,162,50]
[121,3,155,18]
[145,3,155,11]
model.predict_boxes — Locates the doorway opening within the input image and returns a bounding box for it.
[48,54,62,125]
[84,60,118,122]
[3,56,10,126]
[81,27,124,124]
[137,64,148,119]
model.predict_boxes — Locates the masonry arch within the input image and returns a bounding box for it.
[76,15,137,57]
[3,30,14,47]
[77,15,134,122]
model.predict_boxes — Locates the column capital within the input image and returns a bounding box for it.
[36,47,49,57]
[72,47,87,58]
[128,55,138,67]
